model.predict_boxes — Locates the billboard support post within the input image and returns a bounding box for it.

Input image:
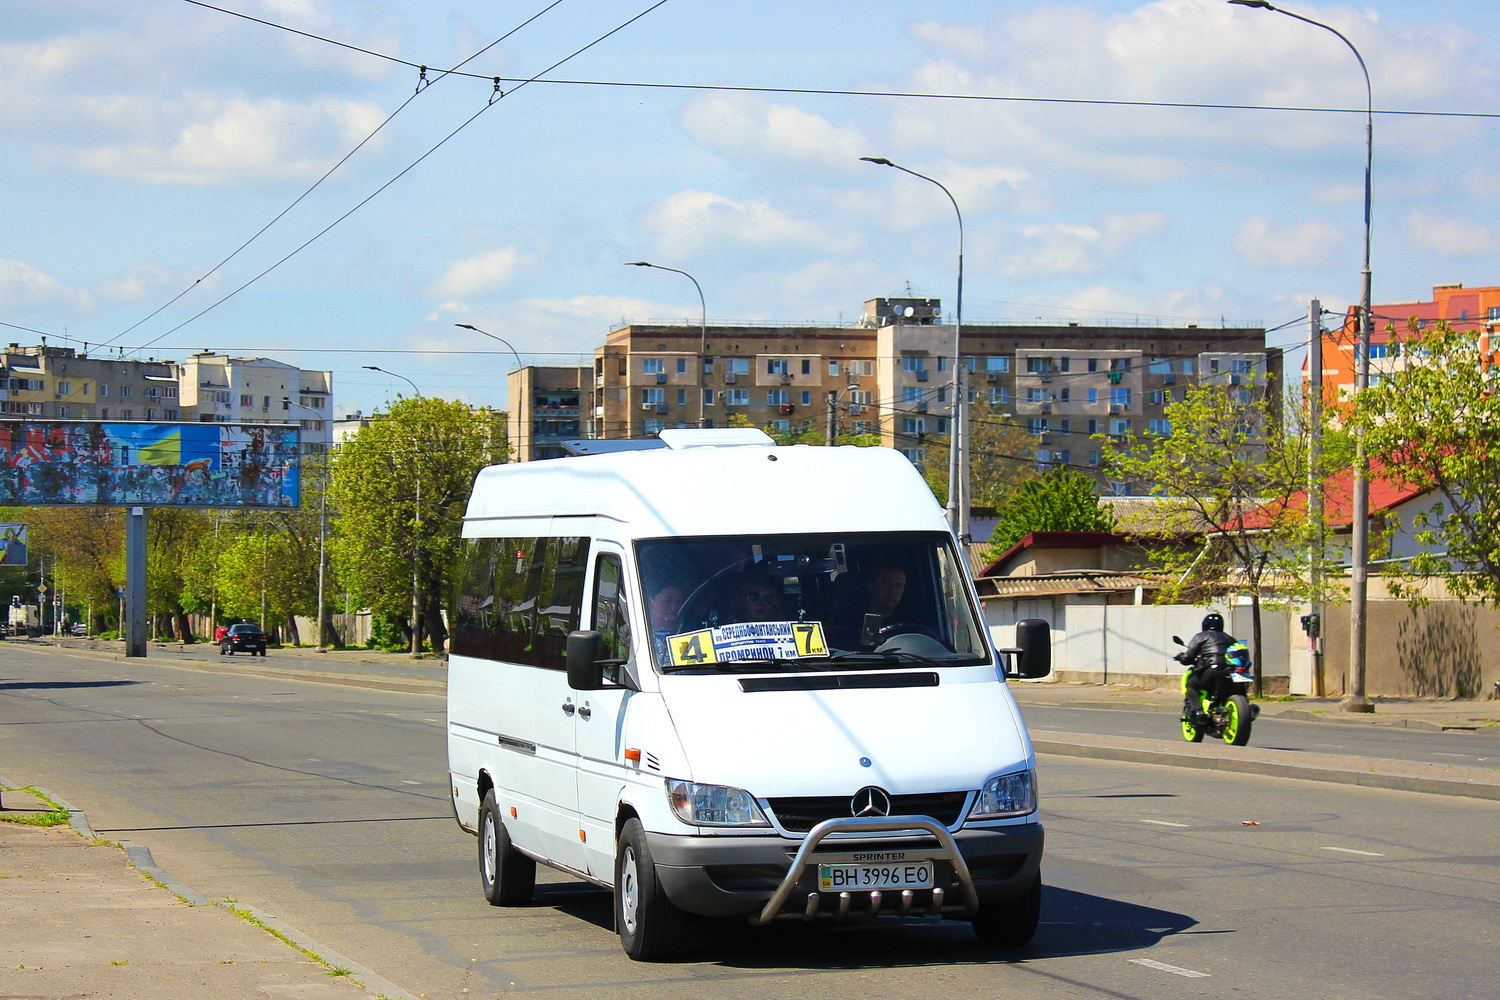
[125,507,147,658]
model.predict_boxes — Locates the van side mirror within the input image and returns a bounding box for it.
[1002,618,1051,679]
[567,631,606,690]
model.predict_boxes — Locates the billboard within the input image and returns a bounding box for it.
[0,421,299,508]
[0,522,25,566]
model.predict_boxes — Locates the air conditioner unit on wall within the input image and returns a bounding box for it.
[724,372,737,384]
[781,374,793,385]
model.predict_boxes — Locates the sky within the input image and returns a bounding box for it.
[2,0,1497,417]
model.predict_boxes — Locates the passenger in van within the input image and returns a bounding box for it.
[646,582,686,660]
[726,574,784,623]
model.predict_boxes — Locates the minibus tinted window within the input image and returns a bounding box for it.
[636,531,988,673]
[452,536,589,669]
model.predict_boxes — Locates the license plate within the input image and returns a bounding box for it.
[1230,671,1253,683]
[818,862,934,891]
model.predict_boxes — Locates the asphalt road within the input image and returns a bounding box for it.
[2,645,1497,999]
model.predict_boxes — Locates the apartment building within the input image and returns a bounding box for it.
[175,353,334,455]
[509,297,1276,492]
[1322,282,1500,399]
[0,344,179,420]
[506,366,585,462]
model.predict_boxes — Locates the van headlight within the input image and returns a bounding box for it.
[970,769,1037,820]
[667,780,770,827]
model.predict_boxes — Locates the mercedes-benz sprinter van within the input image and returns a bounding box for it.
[446,428,1050,960]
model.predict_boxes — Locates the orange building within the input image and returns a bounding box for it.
[1317,283,1500,398]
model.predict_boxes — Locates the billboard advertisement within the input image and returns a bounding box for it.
[0,522,25,566]
[0,421,299,508]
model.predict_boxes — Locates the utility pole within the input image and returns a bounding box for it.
[1308,299,1325,697]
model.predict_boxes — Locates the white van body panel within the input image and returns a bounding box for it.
[448,433,1045,945]
[656,668,1034,798]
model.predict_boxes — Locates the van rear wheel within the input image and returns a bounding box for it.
[479,789,534,906]
[616,818,684,961]
[972,874,1041,948]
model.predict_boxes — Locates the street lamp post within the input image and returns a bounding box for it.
[825,383,862,445]
[860,156,968,543]
[1229,0,1374,712]
[362,365,424,658]
[453,323,523,372]
[626,261,708,428]
[286,399,330,652]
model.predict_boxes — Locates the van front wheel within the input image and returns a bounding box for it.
[479,789,534,906]
[972,874,1042,948]
[615,818,684,961]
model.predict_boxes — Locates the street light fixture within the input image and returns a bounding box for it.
[1229,0,1375,713]
[861,156,968,543]
[362,365,422,398]
[360,364,423,657]
[453,323,524,372]
[825,382,862,445]
[286,398,330,653]
[626,261,708,428]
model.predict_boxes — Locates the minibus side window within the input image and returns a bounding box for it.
[452,535,589,669]
[592,554,632,685]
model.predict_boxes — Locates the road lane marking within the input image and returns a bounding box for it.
[1130,958,1210,978]
[1140,819,1190,828]
[1322,846,1384,857]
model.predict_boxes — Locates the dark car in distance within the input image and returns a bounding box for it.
[220,623,268,657]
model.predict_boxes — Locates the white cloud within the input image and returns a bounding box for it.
[92,264,177,303]
[680,94,870,173]
[1001,211,1168,277]
[641,190,852,257]
[1233,217,1342,269]
[0,259,92,312]
[427,248,525,299]
[70,95,388,186]
[1404,210,1500,258]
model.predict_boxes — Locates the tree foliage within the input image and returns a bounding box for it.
[328,398,506,653]
[981,468,1114,564]
[1103,382,1345,689]
[1356,320,1500,607]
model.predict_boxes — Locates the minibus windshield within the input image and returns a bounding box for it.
[636,531,989,673]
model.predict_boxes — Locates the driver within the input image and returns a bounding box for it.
[1176,611,1235,728]
[857,565,907,646]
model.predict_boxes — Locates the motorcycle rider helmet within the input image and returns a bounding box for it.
[1201,611,1224,632]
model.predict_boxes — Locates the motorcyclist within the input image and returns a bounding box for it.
[1176,612,1235,727]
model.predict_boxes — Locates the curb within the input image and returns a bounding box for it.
[0,772,420,1000]
[1033,735,1500,801]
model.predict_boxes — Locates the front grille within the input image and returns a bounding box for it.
[765,791,969,833]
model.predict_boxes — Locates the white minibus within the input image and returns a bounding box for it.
[446,428,1051,960]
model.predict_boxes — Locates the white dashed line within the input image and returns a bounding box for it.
[1130,958,1210,978]
[1140,819,1190,828]
[1322,846,1384,857]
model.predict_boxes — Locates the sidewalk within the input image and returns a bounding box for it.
[0,783,411,1000]
[1008,677,1500,732]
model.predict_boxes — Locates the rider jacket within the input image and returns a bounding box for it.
[1176,628,1234,670]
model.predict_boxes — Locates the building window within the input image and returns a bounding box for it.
[1111,387,1131,407]
[726,389,748,406]
[901,448,925,465]
[829,360,839,377]
[849,360,875,376]
[984,357,1009,372]
[767,389,789,406]
[57,381,71,395]
[1149,357,1171,375]
[768,419,789,432]
[100,407,110,419]
[801,359,812,375]
[1088,388,1098,405]
[1149,418,1172,436]
[99,384,109,398]
[642,358,665,375]
[726,358,750,375]
[800,391,812,405]
[901,417,925,434]
[1149,389,1167,405]
[119,385,133,398]
[673,389,686,405]
[1027,418,1048,434]
[767,359,789,375]
[1027,387,1047,403]
[900,356,926,373]
[1110,418,1130,435]
[902,386,924,403]
[676,358,687,374]
[641,388,664,405]
[643,419,665,435]
[703,388,715,407]
[936,417,949,434]
[1088,450,1100,466]
[122,408,134,419]
[852,420,873,435]
[165,409,179,420]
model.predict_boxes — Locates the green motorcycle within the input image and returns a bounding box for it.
[1173,635,1257,746]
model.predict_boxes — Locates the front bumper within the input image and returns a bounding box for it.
[647,815,1043,920]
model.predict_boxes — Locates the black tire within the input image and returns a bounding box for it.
[479,789,535,906]
[1224,694,1253,746]
[1180,714,1204,742]
[219,645,226,656]
[223,644,233,656]
[972,874,1042,947]
[615,817,684,961]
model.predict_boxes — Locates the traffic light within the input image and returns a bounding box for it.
[1299,613,1321,637]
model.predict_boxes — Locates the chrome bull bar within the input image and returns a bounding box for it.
[751,814,980,926]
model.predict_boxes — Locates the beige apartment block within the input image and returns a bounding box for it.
[1,344,178,421]
[176,353,334,455]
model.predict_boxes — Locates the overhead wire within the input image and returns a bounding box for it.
[125,0,673,356]
[113,0,573,351]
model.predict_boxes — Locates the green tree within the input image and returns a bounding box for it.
[1104,382,1344,691]
[1356,319,1500,607]
[328,398,506,654]
[981,468,1114,563]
